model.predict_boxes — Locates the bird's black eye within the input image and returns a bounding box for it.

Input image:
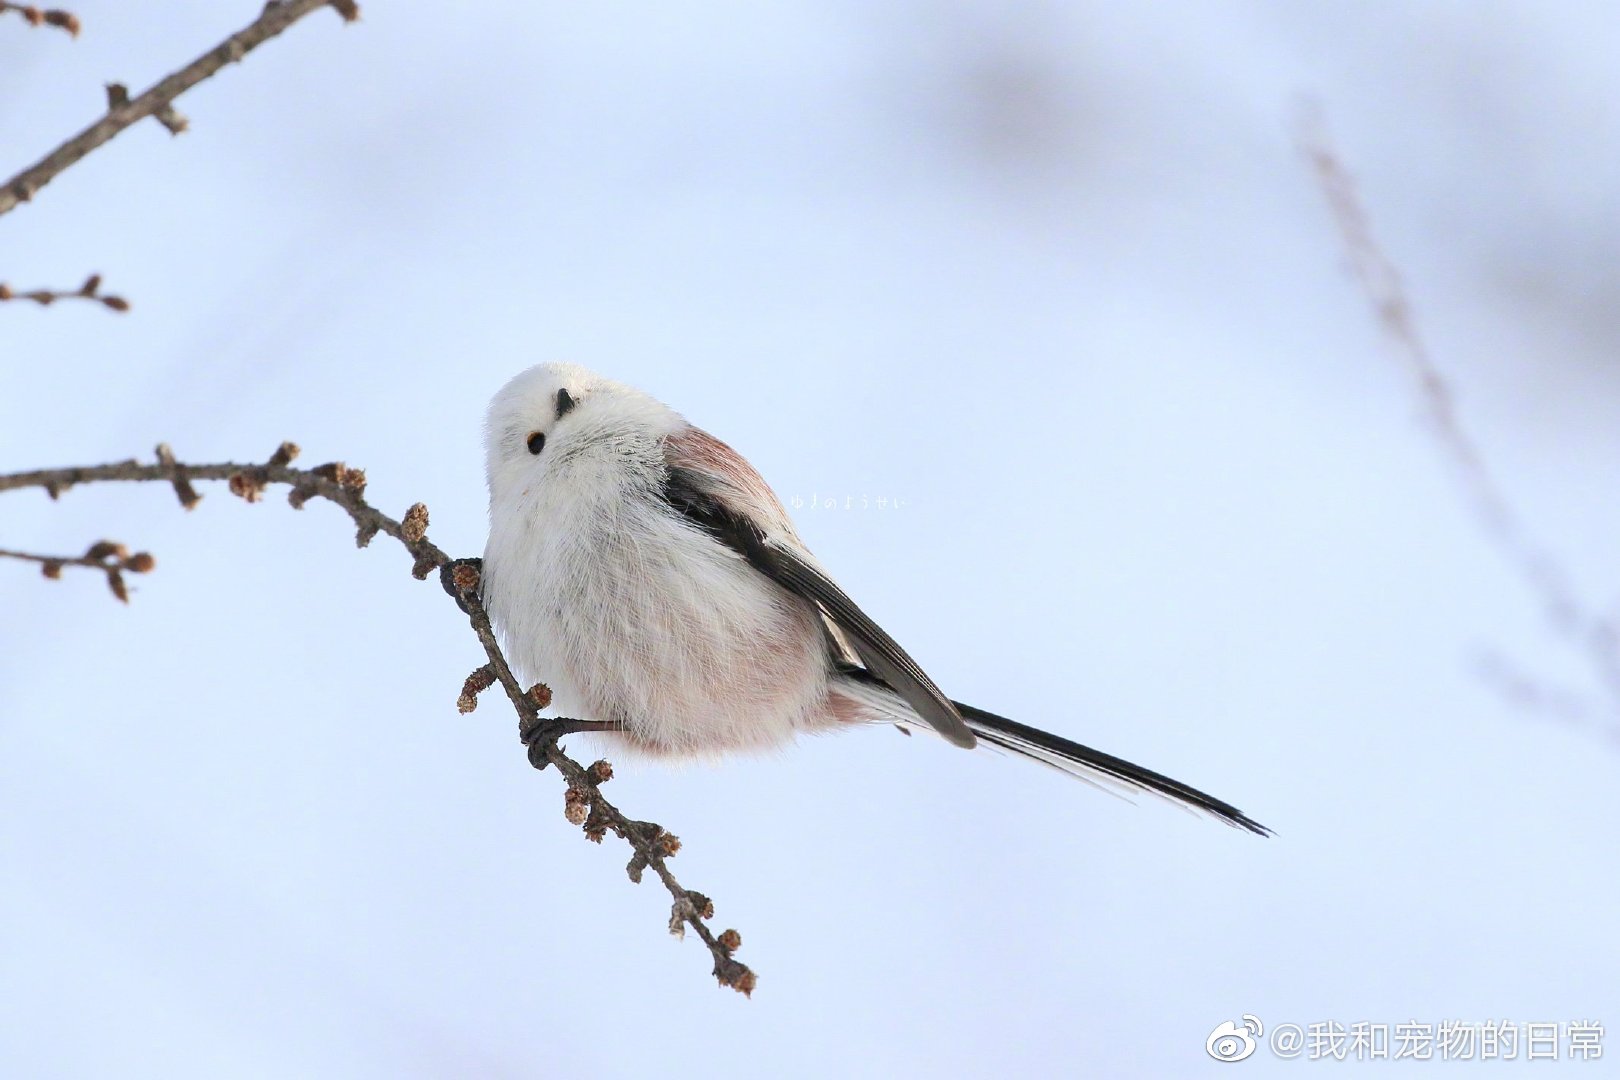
[555,388,577,419]
[526,431,545,455]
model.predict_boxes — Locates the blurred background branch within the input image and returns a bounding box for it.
[0,273,128,312]
[0,2,79,37]
[1302,111,1620,740]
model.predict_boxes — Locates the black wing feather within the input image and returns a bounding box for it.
[663,466,976,747]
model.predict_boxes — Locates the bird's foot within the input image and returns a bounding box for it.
[520,716,620,770]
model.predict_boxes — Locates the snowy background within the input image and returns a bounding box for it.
[3,2,1618,1076]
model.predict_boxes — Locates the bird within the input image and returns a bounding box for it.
[481,362,1269,836]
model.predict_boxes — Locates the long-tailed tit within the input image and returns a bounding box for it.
[482,363,1269,835]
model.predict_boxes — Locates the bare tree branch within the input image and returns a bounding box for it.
[0,539,153,602]
[1,443,756,994]
[0,2,79,37]
[0,273,129,312]
[0,0,358,218]
[1301,111,1620,736]
[106,82,188,137]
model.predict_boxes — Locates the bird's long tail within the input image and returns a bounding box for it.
[835,669,1270,836]
[954,700,1271,836]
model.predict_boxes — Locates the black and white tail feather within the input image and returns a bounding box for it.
[836,665,1272,837]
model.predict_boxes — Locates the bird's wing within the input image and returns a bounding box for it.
[662,426,976,748]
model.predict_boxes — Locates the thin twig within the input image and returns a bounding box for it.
[441,559,756,995]
[0,2,79,37]
[0,443,755,993]
[0,273,129,312]
[1301,110,1620,735]
[0,0,359,217]
[0,540,153,602]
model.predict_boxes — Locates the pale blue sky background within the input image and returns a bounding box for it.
[3,2,1618,1076]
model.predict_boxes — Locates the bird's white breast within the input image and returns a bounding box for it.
[483,445,832,758]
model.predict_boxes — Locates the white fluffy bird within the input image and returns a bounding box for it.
[482,363,1268,835]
